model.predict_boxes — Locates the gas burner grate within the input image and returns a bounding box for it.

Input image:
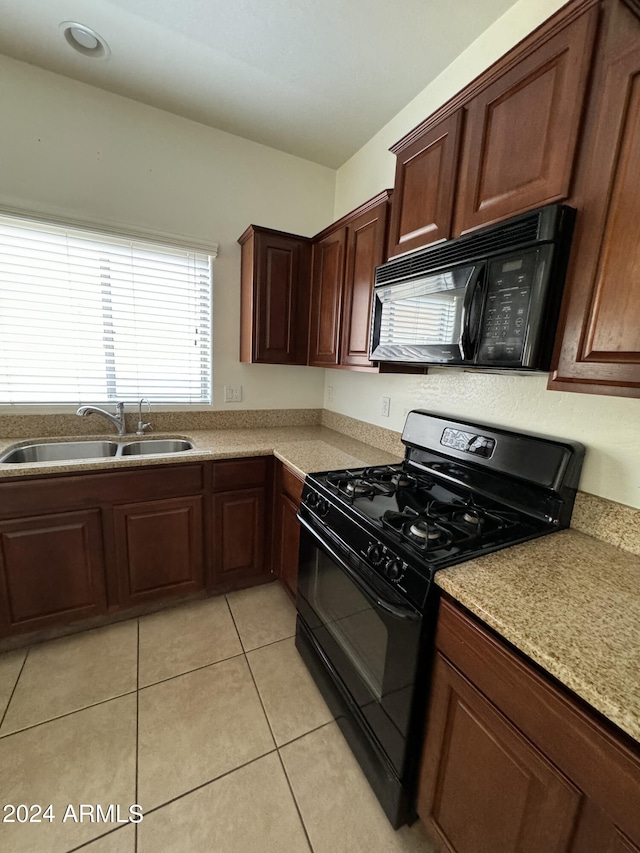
[428,496,521,534]
[324,465,434,503]
[381,496,521,554]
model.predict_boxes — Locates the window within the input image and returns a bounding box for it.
[0,213,213,404]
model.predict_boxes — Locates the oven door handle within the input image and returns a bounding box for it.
[298,515,421,623]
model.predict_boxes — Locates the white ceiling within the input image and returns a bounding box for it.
[0,0,519,168]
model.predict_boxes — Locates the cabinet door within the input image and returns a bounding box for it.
[212,487,270,588]
[308,227,347,366]
[388,111,463,257]
[114,496,204,606]
[570,799,640,853]
[239,227,311,365]
[0,510,107,636]
[455,5,598,234]
[274,492,301,601]
[417,653,582,853]
[340,199,389,368]
[550,1,640,397]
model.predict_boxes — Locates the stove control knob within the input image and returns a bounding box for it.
[305,492,319,509]
[317,498,330,518]
[366,543,385,566]
[385,559,403,581]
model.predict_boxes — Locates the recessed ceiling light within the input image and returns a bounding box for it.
[60,22,110,59]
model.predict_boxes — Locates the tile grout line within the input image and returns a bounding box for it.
[0,688,139,740]
[277,717,336,750]
[243,646,278,751]
[65,823,129,853]
[135,747,280,819]
[226,590,316,849]
[241,630,297,654]
[0,645,252,741]
[275,749,316,853]
[224,592,250,654]
[0,645,30,731]
[138,650,246,691]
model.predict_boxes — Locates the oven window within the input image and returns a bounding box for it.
[312,558,389,702]
[376,265,475,347]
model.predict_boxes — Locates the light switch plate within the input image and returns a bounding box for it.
[224,384,243,403]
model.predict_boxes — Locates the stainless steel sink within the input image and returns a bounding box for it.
[0,440,119,463]
[120,439,193,456]
[0,438,194,464]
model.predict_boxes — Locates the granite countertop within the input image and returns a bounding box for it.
[0,426,401,480]
[1,423,638,745]
[435,529,640,743]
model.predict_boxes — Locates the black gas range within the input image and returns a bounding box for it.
[295,411,584,828]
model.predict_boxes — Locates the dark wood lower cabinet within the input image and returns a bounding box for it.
[417,597,640,853]
[420,653,581,853]
[276,493,301,600]
[272,462,304,600]
[212,488,268,588]
[210,456,273,591]
[0,509,107,635]
[113,496,204,606]
[0,457,277,642]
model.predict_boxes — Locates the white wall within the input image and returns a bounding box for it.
[0,54,334,412]
[328,0,640,509]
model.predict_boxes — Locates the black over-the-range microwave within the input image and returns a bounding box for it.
[369,204,575,371]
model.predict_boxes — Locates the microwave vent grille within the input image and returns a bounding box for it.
[375,209,544,286]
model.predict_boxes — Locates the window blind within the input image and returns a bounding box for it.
[0,214,212,404]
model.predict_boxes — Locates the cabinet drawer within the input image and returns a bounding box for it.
[281,464,304,503]
[0,464,205,518]
[211,456,270,492]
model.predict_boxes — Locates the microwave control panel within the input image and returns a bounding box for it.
[476,252,537,364]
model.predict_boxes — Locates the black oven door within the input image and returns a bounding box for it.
[296,516,422,777]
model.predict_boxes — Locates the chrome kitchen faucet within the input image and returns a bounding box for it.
[76,401,127,436]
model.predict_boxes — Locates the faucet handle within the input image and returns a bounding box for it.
[136,398,152,436]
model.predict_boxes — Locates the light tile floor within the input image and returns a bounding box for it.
[0,582,437,853]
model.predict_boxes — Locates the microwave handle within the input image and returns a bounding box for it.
[461,264,485,361]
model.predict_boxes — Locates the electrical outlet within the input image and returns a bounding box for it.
[381,396,391,418]
[327,385,334,403]
[224,384,243,403]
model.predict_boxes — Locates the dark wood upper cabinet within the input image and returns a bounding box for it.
[340,195,390,367]
[239,225,311,365]
[309,191,391,369]
[454,3,599,234]
[308,226,347,367]
[388,111,463,257]
[417,597,640,853]
[549,0,640,397]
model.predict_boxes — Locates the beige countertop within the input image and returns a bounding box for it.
[1,424,638,745]
[0,426,401,480]
[435,529,640,743]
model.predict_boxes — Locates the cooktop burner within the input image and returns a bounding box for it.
[325,465,433,502]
